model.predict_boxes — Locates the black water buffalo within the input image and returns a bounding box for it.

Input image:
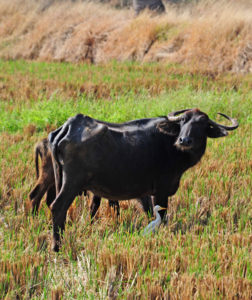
[28,138,122,218]
[48,108,238,251]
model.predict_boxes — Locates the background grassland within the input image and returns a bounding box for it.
[0,59,251,299]
[0,0,251,73]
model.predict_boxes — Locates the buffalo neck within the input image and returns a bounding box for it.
[175,139,207,173]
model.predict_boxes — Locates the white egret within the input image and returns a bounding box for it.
[142,205,166,236]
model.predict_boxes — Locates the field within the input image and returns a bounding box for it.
[0,0,251,73]
[0,58,251,299]
[0,0,251,298]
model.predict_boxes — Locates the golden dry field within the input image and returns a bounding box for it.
[0,0,251,72]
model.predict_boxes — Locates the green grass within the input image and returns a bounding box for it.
[0,60,251,299]
[1,84,251,132]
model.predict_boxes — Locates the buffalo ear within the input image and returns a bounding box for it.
[157,121,180,136]
[207,124,228,138]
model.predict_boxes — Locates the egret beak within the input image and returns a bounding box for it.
[159,207,166,210]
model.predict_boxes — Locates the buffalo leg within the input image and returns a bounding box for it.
[50,186,77,252]
[108,200,120,217]
[46,185,56,208]
[52,209,67,252]
[90,195,101,222]
[29,183,48,215]
[137,196,154,217]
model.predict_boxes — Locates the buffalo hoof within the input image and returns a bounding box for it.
[52,241,60,252]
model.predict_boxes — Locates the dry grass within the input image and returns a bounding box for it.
[0,0,251,73]
[0,59,251,113]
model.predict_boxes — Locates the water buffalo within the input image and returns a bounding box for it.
[28,138,122,218]
[48,108,238,251]
[29,138,56,214]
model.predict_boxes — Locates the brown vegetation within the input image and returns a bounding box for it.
[0,0,251,73]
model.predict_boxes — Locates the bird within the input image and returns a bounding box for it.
[142,205,167,236]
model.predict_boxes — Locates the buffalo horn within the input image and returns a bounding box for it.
[167,109,191,122]
[208,113,239,130]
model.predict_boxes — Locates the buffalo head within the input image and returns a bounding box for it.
[158,108,238,152]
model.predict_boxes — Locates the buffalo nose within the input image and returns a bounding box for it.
[179,137,192,146]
